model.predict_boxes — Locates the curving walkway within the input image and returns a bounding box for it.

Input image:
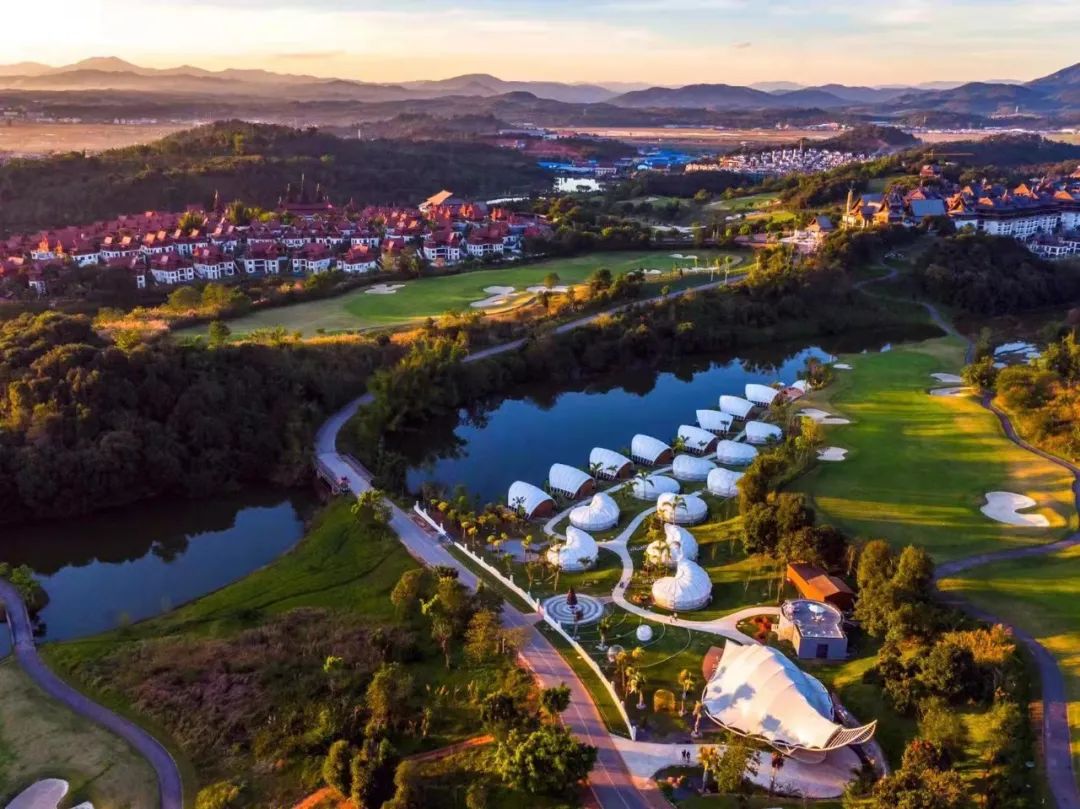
[0,579,183,809]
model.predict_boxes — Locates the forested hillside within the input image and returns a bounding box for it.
[0,121,549,235]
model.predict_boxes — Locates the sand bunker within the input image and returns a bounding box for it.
[981,491,1050,527]
[931,372,963,384]
[470,286,520,308]
[930,386,970,397]
[365,283,405,295]
[643,269,663,275]
[483,286,515,295]
[526,284,570,293]
[818,447,848,462]
[833,363,853,370]
[5,779,82,809]
[799,408,851,425]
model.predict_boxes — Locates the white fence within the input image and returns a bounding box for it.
[414,504,636,740]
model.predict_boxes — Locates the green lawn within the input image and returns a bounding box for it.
[182,250,745,337]
[794,337,1076,561]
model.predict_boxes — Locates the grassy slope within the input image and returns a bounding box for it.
[0,658,159,808]
[795,337,1075,561]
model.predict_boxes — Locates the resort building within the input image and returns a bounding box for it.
[777,599,848,661]
[672,454,716,482]
[630,474,680,501]
[548,463,596,500]
[678,425,719,455]
[646,524,699,566]
[786,563,856,612]
[546,526,598,571]
[589,448,634,480]
[716,440,758,465]
[508,481,556,519]
[656,492,708,525]
[745,421,783,445]
[697,409,734,435]
[652,560,712,610]
[568,493,620,532]
[631,434,673,466]
[745,383,780,407]
[707,468,744,498]
[719,395,755,421]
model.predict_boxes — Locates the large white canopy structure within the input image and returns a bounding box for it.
[678,424,718,455]
[631,434,673,466]
[745,383,780,407]
[702,643,876,759]
[657,492,708,525]
[746,421,783,445]
[646,523,700,566]
[697,409,734,434]
[652,560,712,610]
[716,440,758,465]
[672,454,716,482]
[548,463,595,499]
[589,447,634,479]
[791,379,809,393]
[508,481,555,519]
[719,395,754,420]
[569,492,621,531]
[630,473,680,501]
[546,526,599,571]
[707,467,745,497]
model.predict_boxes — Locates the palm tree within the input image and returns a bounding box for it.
[768,752,785,797]
[672,435,688,454]
[698,745,721,792]
[665,494,687,522]
[633,671,648,710]
[510,496,527,520]
[678,669,697,715]
[548,538,565,592]
[623,665,638,699]
[597,614,614,651]
[634,469,653,498]
[588,461,604,480]
[521,533,534,563]
[691,700,704,737]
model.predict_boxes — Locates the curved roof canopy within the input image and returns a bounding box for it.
[791,379,809,393]
[746,421,783,445]
[716,440,759,465]
[702,643,876,754]
[589,447,633,478]
[657,492,708,525]
[719,395,755,419]
[745,383,780,406]
[652,560,712,610]
[707,467,745,497]
[646,524,699,566]
[546,526,599,571]
[631,434,672,465]
[630,473,680,501]
[569,492,621,531]
[678,425,717,454]
[672,454,716,482]
[549,463,594,498]
[508,481,554,518]
[697,409,734,434]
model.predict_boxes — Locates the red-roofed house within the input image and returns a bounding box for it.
[422,230,463,265]
[148,253,195,286]
[238,244,287,276]
[291,242,334,274]
[192,247,236,281]
[339,244,379,274]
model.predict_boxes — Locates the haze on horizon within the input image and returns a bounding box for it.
[7,0,1079,87]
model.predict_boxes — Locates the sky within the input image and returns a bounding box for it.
[6,0,1079,86]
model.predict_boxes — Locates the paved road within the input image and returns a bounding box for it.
[0,579,183,809]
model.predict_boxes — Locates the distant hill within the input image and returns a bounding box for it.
[818,125,919,153]
[912,133,1080,168]
[610,83,778,109]
[401,73,617,103]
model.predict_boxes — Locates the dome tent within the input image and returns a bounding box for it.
[719,395,754,420]
[546,526,599,571]
[646,523,699,566]
[569,492,621,531]
[631,434,673,466]
[678,424,718,455]
[707,467,745,497]
[589,447,634,479]
[548,463,595,499]
[672,454,716,482]
[630,473,680,501]
[745,383,780,407]
[746,421,783,445]
[697,409,734,434]
[716,440,758,465]
[652,560,712,610]
[656,492,708,525]
[508,481,555,519]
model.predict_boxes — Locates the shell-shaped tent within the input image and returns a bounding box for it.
[697,409,734,434]
[678,424,718,455]
[746,421,783,445]
[656,492,708,525]
[508,481,555,519]
[569,492,621,531]
[707,467,745,497]
[672,454,716,482]
[719,395,754,420]
[548,463,595,499]
[646,523,700,566]
[745,383,780,407]
[589,447,634,479]
[546,526,599,571]
[716,440,759,465]
[702,642,876,755]
[652,560,713,610]
[631,434,673,466]
[630,473,681,501]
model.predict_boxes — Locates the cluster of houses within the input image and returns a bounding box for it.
[843,169,1080,259]
[0,190,552,295]
[686,147,870,178]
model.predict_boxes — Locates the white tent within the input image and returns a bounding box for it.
[589,447,634,479]
[702,643,876,757]
[745,383,780,407]
[546,526,599,571]
[652,560,712,610]
[719,395,754,420]
[716,440,758,465]
[678,424,718,454]
[569,492,621,531]
[791,379,809,393]
[697,409,734,434]
[707,467,745,497]
[630,474,680,501]
[646,523,699,566]
[508,481,555,519]
[746,421,783,445]
[672,454,716,482]
[657,492,708,525]
[548,463,595,499]
[631,434,673,466]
